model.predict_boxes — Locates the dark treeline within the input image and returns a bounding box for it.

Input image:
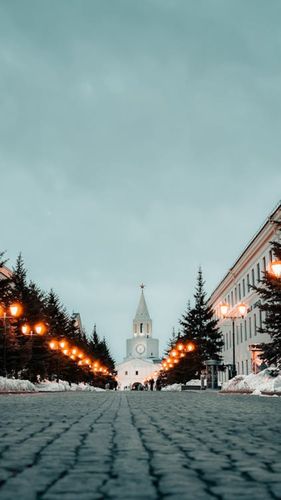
[0,252,115,386]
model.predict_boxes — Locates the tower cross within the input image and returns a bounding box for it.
[140,283,145,290]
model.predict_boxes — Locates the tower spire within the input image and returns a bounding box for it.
[133,284,152,337]
[134,285,151,321]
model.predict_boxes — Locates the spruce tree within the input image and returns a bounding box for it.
[252,224,281,367]
[0,252,15,376]
[164,268,223,384]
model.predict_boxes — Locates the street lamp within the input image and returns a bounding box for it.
[0,302,23,376]
[21,322,47,336]
[220,302,247,378]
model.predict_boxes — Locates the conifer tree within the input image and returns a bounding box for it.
[164,268,223,384]
[252,223,281,367]
[0,252,15,376]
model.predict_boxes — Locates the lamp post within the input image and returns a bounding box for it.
[220,302,247,379]
[0,302,23,377]
[21,322,47,380]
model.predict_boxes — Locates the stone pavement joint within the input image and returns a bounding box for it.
[0,392,280,499]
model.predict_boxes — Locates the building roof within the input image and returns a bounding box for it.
[134,288,151,321]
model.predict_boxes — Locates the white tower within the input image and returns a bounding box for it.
[126,284,159,360]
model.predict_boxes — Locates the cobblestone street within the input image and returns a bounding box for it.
[0,391,280,500]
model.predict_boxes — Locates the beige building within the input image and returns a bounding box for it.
[208,201,281,384]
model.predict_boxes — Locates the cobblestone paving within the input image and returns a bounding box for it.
[0,391,280,500]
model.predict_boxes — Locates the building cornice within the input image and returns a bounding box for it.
[208,201,281,305]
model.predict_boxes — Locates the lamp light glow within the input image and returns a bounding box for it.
[237,303,247,317]
[220,302,229,317]
[271,260,281,278]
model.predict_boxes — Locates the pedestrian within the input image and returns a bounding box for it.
[149,378,154,391]
[155,378,161,391]
[114,380,118,391]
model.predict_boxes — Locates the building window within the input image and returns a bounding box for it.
[236,328,239,345]
[244,320,247,341]
[234,287,237,304]
[147,323,149,334]
[241,361,244,374]
[238,283,241,301]
[247,274,250,293]
[251,268,255,287]
[125,371,128,375]
[229,330,231,349]
[237,362,239,374]
[246,359,249,375]
[257,263,260,282]
[249,317,252,339]
[226,333,228,350]
[231,291,234,307]
[240,323,243,343]
[263,256,266,273]
[134,324,137,334]
[269,250,272,263]
[242,279,245,297]
[135,371,138,375]
[254,313,257,336]
[140,323,143,333]
[259,309,263,331]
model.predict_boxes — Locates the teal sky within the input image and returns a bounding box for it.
[1,0,281,361]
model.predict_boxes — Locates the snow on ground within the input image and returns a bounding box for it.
[0,376,36,392]
[36,380,105,392]
[0,377,105,393]
[222,368,281,395]
[162,383,182,391]
[186,379,202,387]
[162,379,203,391]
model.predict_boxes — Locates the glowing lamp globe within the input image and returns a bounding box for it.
[186,342,195,352]
[35,323,45,335]
[21,324,31,335]
[271,260,281,278]
[10,303,23,317]
[220,303,229,317]
[238,303,247,317]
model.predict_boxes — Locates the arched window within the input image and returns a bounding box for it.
[140,323,143,333]
[147,323,149,333]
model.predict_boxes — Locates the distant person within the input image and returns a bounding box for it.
[149,378,154,391]
[155,379,161,391]
[113,380,118,391]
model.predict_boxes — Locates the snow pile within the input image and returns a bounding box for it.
[186,379,202,387]
[162,383,182,391]
[222,368,281,394]
[0,377,105,393]
[36,380,105,392]
[0,377,36,392]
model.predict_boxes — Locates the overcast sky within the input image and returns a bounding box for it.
[1,0,281,362]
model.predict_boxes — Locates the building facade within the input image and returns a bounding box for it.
[116,286,161,389]
[208,201,281,384]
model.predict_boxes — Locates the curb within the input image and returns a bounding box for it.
[219,390,281,396]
